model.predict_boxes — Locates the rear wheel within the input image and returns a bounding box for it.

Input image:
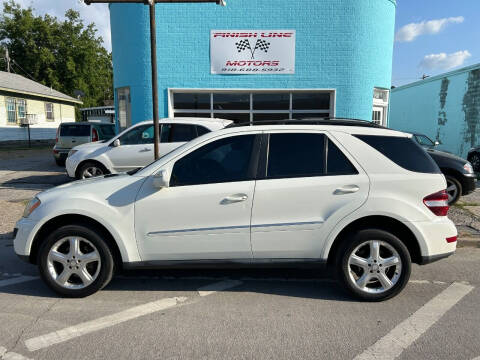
[445,175,462,205]
[37,225,114,297]
[336,229,411,301]
[77,161,107,180]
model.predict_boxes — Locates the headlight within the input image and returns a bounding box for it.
[464,162,474,174]
[23,197,41,218]
[68,150,78,158]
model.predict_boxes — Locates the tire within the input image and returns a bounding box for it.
[76,161,107,180]
[55,158,65,167]
[37,224,115,298]
[335,229,411,301]
[469,153,480,172]
[445,175,462,205]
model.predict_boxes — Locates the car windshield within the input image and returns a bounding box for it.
[414,134,435,147]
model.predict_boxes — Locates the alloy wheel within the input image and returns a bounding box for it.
[347,240,402,294]
[47,236,101,290]
[446,178,459,204]
[82,166,103,179]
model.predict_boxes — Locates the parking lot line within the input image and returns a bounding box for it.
[0,276,38,288]
[25,296,188,352]
[354,282,474,360]
[0,345,33,360]
[197,280,243,297]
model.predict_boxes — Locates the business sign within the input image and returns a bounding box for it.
[210,30,295,75]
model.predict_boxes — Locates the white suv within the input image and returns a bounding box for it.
[14,120,457,300]
[65,117,232,179]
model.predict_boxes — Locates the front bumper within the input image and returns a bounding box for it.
[461,173,477,195]
[13,217,40,263]
[65,156,79,178]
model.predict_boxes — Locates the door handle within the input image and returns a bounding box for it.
[334,185,360,195]
[222,194,248,204]
[140,148,152,152]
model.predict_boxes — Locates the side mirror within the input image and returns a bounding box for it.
[152,169,170,189]
[113,139,121,147]
[434,141,440,146]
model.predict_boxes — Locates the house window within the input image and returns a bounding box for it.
[170,90,335,124]
[6,98,16,124]
[45,103,54,121]
[16,99,26,122]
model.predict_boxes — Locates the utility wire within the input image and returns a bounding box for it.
[11,59,38,82]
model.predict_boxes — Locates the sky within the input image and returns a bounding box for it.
[393,0,480,86]
[9,0,480,88]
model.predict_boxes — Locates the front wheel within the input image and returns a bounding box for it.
[336,229,411,301]
[77,161,106,180]
[37,225,114,297]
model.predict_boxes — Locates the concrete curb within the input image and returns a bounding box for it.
[457,237,480,248]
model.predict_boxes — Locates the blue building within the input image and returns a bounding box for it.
[389,63,480,158]
[109,0,396,129]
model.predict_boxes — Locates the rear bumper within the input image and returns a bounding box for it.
[405,217,457,263]
[420,251,455,265]
[53,148,69,160]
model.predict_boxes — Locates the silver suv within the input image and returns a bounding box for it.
[53,122,116,166]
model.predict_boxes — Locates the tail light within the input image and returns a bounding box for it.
[55,127,60,143]
[423,190,449,216]
[92,128,99,142]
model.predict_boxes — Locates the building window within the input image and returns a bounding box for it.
[372,88,389,126]
[6,97,16,124]
[17,99,26,122]
[170,90,335,124]
[6,98,27,124]
[45,103,54,121]
[116,87,131,130]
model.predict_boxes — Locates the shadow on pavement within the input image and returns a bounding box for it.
[1,174,70,188]
[0,268,354,302]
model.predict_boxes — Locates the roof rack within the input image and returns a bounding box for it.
[225,118,384,128]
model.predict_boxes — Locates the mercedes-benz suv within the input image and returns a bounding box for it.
[14,119,457,301]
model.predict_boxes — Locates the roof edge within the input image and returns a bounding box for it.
[392,62,480,92]
[0,87,83,104]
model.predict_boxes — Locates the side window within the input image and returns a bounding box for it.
[326,138,358,175]
[355,134,440,174]
[119,125,154,145]
[161,124,198,143]
[267,133,325,179]
[171,135,256,186]
[196,125,210,137]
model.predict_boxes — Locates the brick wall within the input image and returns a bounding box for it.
[110,0,396,124]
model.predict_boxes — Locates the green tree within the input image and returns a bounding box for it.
[0,1,113,119]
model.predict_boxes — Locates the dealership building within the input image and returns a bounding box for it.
[109,0,396,130]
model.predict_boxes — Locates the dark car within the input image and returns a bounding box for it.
[467,146,480,172]
[412,134,476,204]
[53,122,116,166]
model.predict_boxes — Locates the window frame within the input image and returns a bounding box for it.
[6,97,17,124]
[45,102,55,121]
[168,89,336,124]
[169,133,263,187]
[257,131,359,180]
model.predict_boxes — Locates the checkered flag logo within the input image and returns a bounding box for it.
[255,39,270,53]
[235,39,271,59]
[236,39,251,53]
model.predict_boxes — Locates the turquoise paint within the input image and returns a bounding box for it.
[109,0,396,124]
[389,63,480,158]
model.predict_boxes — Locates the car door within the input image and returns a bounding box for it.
[107,124,155,172]
[134,132,261,261]
[250,131,369,259]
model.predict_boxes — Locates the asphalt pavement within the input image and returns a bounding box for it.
[0,148,479,360]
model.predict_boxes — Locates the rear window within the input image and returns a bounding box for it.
[354,135,440,174]
[60,125,90,137]
[97,125,116,140]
